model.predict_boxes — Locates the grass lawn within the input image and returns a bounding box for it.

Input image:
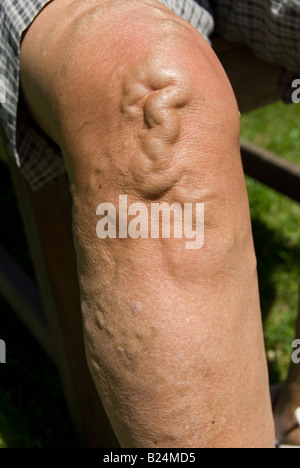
[0,100,299,447]
[241,101,300,383]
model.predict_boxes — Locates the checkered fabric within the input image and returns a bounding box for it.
[0,0,66,189]
[211,0,300,103]
[0,0,299,190]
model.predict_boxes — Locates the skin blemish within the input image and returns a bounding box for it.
[130,301,143,317]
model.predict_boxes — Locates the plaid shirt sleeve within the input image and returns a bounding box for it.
[0,1,52,149]
[0,0,214,191]
[0,0,67,190]
[0,0,299,191]
[211,0,300,103]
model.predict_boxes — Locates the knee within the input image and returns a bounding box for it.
[57,1,253,266]
[60,2,241,199]
[119,38,241,203]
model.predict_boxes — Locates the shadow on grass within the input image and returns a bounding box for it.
[0,297,77,448]
[0,161,77,447]
[0,164,35,278]
[251,216,300,384]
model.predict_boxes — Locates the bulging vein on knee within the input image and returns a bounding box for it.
[120,51,195,200]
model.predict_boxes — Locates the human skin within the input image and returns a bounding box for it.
[20,0,275,447]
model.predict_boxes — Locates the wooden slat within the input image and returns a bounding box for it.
[212,37,281,113]
[241,139,300,203]
[0,244,54,360]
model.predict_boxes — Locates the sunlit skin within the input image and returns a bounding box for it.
[20,0,276,447]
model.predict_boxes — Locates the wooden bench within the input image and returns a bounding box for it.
[0,37,299,447]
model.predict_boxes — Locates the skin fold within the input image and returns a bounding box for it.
[20,0,275,447]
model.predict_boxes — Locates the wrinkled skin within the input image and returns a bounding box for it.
[20,0,275,447]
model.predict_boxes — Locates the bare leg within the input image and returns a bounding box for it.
[20,0,275,447]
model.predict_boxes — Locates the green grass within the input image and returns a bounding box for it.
[0,100,299,447]
[0,435,7,449]
[241,101,300,383]
[241,102,300,165]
